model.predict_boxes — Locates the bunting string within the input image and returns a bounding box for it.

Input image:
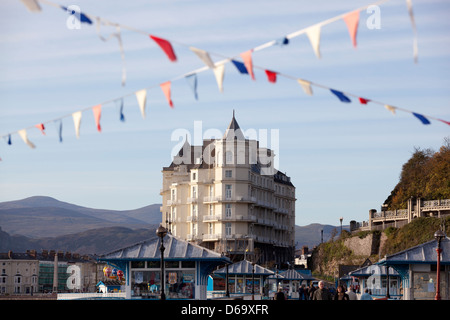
[2,0,448,153]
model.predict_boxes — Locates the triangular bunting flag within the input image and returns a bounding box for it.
[275,37,289,46]
[306,25,321,59]
[359,97,370,104]
[72,111,82,138]
[406,0,418,63]
[35,123,46,135]
[135,89,147,119]
[54,120,63,143]
[438,119,450,126]
[297,79,313,96]
[61,6,92,24]
[213,64,225,93]
[160,81,174,108]
[343,10,360,48]
[231,60,249,74]
[412,113,431,125]
[150,35,177,62]
[330,89,351,103]
[240,50,255,80]
[18,129,36,149]
[20,0,41,12]
[190,47,215,68]
[92,104,102,132]
[384,104,396,115]
[185,74,198,100]
[116,98,125,122]
[265,70,277,83]
[7,134,12,145]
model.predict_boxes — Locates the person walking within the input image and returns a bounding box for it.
[334,285,349,300]
[307,282,316,300]
[359,288,373,300]
[275,288,286,300]
[312,281,332,300]
[346,285,357,300]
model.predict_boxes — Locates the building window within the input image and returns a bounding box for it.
[192,172,197,180]
[226,151,233,164]
[192,204,197,217]
[225,204,232,218]
[209,205,214,215]
[209,185,214,197]
[192,186,197,198]
[225,185,232,199]
[225,170,232,178]
[192,223,197,235]
[209,223,214,234]
[171,189,176,200]
[225,223,232,236]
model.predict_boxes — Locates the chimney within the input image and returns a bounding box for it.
[52,252,58,293]
[28,250,37,258]
[301,246,309,255]
[42,250,48,258]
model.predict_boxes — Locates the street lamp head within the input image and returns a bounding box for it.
[156,224,168,239]
[434,229,446,241]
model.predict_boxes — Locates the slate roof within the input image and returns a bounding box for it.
[214,259,274,276]
[379,236,450,265]
[99,234,230,262]
[278,268,314,280]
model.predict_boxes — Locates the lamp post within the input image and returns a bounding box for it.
[156,224,168,300]
[434,229,445,300]
[339,217,343,235]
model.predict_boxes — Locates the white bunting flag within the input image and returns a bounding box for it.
[297,79,313,96]
[72,111,82,138]
[306,25,321,59]
[190,47,215,69]
[135,89,147,119]
[20,0,41,12]
[385,104,397,115]
[18,129,36,149]
[213,64,225,93]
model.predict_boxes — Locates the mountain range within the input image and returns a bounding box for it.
[0,196,342,254]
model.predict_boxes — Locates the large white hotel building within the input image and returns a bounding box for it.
[160,114,296,265]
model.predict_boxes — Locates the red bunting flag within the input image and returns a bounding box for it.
[240,50,255,80]
[359,97,370,104]
[35,123,46,135]
[92,104,102,132]
[265,70,277,83]
[343,10,360,48]
[160,81,174,108]
[150,35,177,62]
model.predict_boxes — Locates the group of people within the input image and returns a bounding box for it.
[275,281,373,300]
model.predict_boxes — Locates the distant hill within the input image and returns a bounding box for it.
[294,223,348,249]
[0,196,343,255]
[0,225,159,254]
[0,196,162,238]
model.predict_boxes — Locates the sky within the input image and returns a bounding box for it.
[0,0,449,227]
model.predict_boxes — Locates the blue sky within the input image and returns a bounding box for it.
[0,0,449,227]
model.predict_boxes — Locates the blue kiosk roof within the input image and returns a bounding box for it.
[214,260,274,276]
[378,236,450,265]
[99,234,230,263]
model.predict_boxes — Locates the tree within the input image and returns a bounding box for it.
[384,137,450,209]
